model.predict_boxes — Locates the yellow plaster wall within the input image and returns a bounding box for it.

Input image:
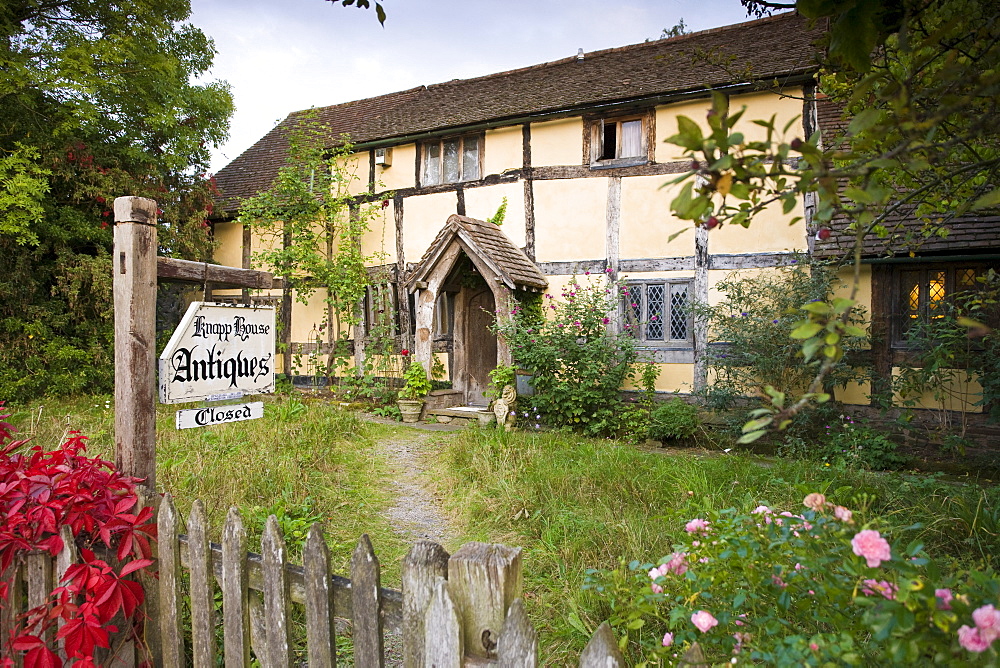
[833,265,873,328]
[533,179,607,262]
[621,177,694,259]
[835,380,872,405]
[213,222,244,268]
[343,152,369,197]
[731,89,805,145]
[655,99,713,163]
[892,368,985,412]
[362,208,396,264]
[402,191,459,260]
[530,118,584,166]
[463,182,527,248]
[707,200,806,254]
[624,363,694,393]
[376,143,417,191]
[291,290,331,341]
[483,126,523,176]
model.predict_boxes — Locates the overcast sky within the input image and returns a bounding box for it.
[188,0,756,173]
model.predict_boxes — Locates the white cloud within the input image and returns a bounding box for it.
[188,0,753,172]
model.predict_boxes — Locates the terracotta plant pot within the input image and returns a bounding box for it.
[397,399,424,423]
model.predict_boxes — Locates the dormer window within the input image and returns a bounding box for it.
[587,111,653,168]
[422,135,481,186]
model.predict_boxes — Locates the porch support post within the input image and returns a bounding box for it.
[414,244,462,374]
[493,285,514,367]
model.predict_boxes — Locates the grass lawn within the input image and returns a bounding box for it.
[4,394,999,664]
[435,426,1000,663]
[2,393,413,581]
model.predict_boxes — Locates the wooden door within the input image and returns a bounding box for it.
[465,289,497,406]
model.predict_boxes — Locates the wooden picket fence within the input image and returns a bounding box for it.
[2,494,710,667]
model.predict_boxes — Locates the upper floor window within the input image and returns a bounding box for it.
[589,112,651,168]
[422,135,480,186]
[622,280,691,344]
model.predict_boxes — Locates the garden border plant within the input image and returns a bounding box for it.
[0,405,157,666]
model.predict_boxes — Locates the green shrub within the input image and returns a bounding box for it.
[648,398,701,442]
[494,275,639,437]
[398,360,431,399]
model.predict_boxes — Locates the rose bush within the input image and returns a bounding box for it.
[586,494,1000,665]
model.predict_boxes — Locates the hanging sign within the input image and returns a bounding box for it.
[159,302,275,404]
[175,401,265,429]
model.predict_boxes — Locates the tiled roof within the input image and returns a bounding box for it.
[812,98,1000,259]
[408,215,548,292]
[215,11,824,213]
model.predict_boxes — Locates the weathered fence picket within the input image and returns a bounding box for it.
[4,497,691,667]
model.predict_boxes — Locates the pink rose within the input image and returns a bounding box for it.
[691,610,718,633]
[959,625,992,653]
[851,530,891,568]
[803,493,826,511]
[809,643,819,651]
[661,552,688,576]
[861,579,897,600]
[935,589,953,610]
[662,632,674,647]
[752,505,771,515]
[973,604,1000,642]
[834,505,853,523]
[685,518,710,534]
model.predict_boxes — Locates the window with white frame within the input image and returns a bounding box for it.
[422,135,481,186]
[622,280,692,344]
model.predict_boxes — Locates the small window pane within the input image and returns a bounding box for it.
[423,142,440,185]
[669,284,689,340]
[601,122,617,160]
[959,268,977,288]
[928,271,946,318]
[462,136,480,181]
[620,120,642,158]
[443,139,460,183]
[647,284,665,340]
[623,285,642,337]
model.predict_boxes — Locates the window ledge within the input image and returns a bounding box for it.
[589,157,649,170]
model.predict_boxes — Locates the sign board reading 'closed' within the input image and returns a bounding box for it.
[159,302,275,404]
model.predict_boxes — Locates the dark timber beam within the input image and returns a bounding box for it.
[156,257,274,289]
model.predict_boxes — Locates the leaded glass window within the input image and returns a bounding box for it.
[622,281,691,344]
[422,135,481,186]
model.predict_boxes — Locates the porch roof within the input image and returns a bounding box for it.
[407,215,548,292]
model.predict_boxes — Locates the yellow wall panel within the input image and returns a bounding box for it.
[213,222,243,268]
[402,191,459,260]
[621,176,694,259]
[362,208,396,264]
[376,143,417,191]
[655,99,713,163]
[731,89,805,145]
[483,126,523,176]
[533,179,607,262]
[530,118,584,166]
[463,182,527,248]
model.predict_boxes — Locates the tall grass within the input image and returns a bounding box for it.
[3,394,412,582]
[437,427,1000,664]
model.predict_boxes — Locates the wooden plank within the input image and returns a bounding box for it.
[249,590,267,660]
[304,524,336,668]
[447,542,522,661]
[25,552,54,645]
[350,534,384,667]
[497,599,537,667]
[394,194,412,355]
[156,256,273,289]
[535,260,608,276]
[189,501,216,667]
[692,224,709,392]
[522,123,536,261]
[1,561,23,668]
[56,525,78,660]
[678,642,709,667]
[222,507,250,667]
[134,488,161,664]
[423,577,461,668]
[606,176,621,279]
[262,515,292,667]
[158,494,185,668]
[578,622,624,667]
[113,196,158,495]
[619,257,695,272]
[402,540,450,668]
[175,536,405,632]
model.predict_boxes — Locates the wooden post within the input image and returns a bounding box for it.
[113,196,158,494]
[579,622,625,667]
[447,542,522,661]
[402,540,450,667]
[351,534,385,667]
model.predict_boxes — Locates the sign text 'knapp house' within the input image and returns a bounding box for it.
[159,302,275,404]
